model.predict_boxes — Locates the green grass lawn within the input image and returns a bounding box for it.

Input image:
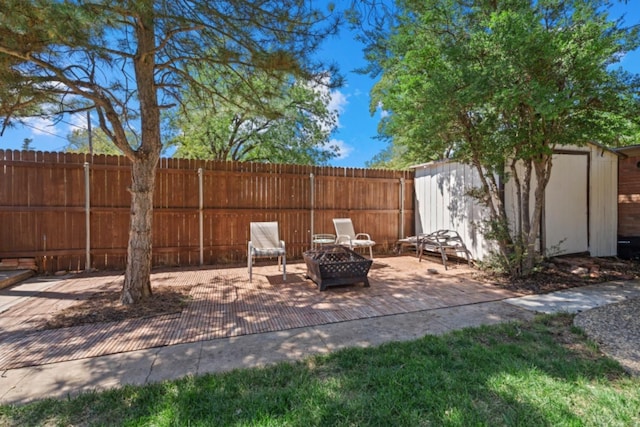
[1,314,638,426]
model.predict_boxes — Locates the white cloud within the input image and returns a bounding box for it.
[302,76,349,132]
[24,116,59,137]
[69,113,89,133]
[307,74,348,113]
[330,138,352,159]
[329,89,348,118]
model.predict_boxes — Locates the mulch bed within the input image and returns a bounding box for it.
[43,285,194,330]
[475,256,640,295]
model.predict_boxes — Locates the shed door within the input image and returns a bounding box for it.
[544,153,589,255]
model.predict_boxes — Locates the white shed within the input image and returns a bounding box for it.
[412,143,620,261]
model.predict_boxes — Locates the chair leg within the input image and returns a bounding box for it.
[248,243,253,282]
[436,243,448,270]
[282,255,286,281]
[369,245,373,260]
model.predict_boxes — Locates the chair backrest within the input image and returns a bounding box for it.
[250,222,280,249]
[333,218,356,238]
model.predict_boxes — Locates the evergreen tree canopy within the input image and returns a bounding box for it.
[0,0,340,303]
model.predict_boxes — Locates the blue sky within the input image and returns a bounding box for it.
[0,2,638,168]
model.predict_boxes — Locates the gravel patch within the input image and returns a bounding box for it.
[574,297,640,376]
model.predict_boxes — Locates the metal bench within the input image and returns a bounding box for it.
[418,230,471,270]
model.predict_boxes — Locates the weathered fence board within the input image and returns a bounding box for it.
[0,150,414,272]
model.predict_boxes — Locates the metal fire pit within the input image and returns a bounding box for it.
[303,245,372,291]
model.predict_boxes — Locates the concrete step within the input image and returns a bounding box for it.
[0,270,35,290]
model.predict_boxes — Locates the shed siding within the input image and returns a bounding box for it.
[589,145,618,256]
[413,142,618,260]
[414,162,491,260]
[544,153,589,255]
[503,144,617,257]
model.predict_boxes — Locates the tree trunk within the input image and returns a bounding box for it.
[121,4,161,305]
[522,154,552,274]
[121,158,158,304]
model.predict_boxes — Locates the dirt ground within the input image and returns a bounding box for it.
[42,256,640,330]
[475,256,640,294]
[43,284,194,330]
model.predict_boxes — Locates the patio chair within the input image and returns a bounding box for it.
[248,221,286,282]
[418,229,471,270]
[333,218,376,259]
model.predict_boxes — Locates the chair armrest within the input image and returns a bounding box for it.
[355,233,372,240]
[280,240,286,250]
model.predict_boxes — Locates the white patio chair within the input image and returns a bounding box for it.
[332,218,376,259]
[248,221,286,282]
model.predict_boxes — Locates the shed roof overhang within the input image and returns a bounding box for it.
[616,144,640,158]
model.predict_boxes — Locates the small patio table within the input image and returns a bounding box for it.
[312,233,336,249]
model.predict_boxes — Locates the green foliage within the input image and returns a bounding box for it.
[168,70,339,165]
[365,141,415,169]
[64,128,123,156]
[0,1,111,134]
[20,138,32,151]
[371,0,640,165]
[0,0,341,157]
[0,0,341,301]
[367,0,640,276]
[476,217,524,276]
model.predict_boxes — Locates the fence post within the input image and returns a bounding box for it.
[309,173,314,247]
[84,162,91,270]
[399,177,405,238]
[198,168,204,265]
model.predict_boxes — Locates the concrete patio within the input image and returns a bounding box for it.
[0,254,519,372]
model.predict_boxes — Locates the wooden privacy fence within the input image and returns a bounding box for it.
[0,150,415,273]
